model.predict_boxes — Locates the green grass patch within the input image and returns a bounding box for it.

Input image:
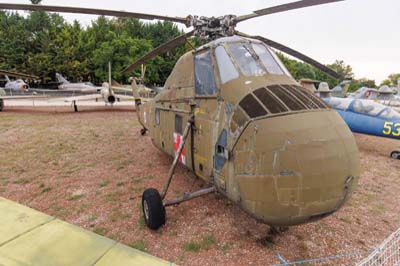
[13,178,30,185]
[201,234,216,250]
[132,186,145,194]
[98,180,110,188]
[218,242,232,254]
[93,227,107,236]
[184,240,201,252]
[68,194,84,201]
[129,240,147,252]
[110,209,131,222]
[41,187,52,193]
[102,191,124,203]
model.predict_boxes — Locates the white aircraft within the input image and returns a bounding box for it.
[55,73,101,92]
[50,63,136,112]
[4,75,29,92]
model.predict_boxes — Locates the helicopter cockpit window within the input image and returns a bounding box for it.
[194,51,218,96]
[251,43,284,75]
[215,46,239,84]
[239,94,268,118]
[227,43,266,77]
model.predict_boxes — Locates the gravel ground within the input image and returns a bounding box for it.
[0,108,399,266]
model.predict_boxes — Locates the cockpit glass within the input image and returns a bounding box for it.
[227,43,265,77]
[379,108,400,120]
[251,43,284,75]
[215,46,239,84]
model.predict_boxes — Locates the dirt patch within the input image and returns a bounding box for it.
[1,109,399,265]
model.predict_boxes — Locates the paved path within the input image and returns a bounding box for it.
[0,197,173,266]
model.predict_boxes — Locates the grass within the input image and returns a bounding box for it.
[102,191,124,203]
[218,242,232,254]
[129,240,147,252]
[131,175,153,184]
[138,215,146,228]
[13,178,30,185]
[93,227,107,236]
[41,187,52,193]
[0,177,9,186]
[116,157,136,171]
[132,186,145,194]
[183,240,201,252]
[68,194,84,201]
[110,208,131,222]
[116,182,125,187]
[98,180,110,188]
[183,234,217,252]
[201,234,216,250]
[369,202,389,215]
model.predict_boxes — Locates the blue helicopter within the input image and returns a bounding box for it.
[323,97,400,159]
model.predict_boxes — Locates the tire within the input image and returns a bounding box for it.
[390,151,400,159]
[142,188,165,230]
[140,128,146,136]
[0,99,4,112]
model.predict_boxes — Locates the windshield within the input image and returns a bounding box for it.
[227,43,265,77]
[251,43,284,75]
[215,46,239,84]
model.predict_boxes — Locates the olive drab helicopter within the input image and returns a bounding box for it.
[0,0,360,231]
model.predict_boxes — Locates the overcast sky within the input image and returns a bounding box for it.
[4,0,400,83]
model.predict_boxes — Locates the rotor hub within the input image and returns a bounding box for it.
[188,15,237,39]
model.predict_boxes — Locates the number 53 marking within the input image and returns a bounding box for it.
[382,122,400,137]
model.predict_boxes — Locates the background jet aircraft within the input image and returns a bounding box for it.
[50,63,136,112]
[322,96,400,159]
[4,76,29,92]
[55,73,101,93]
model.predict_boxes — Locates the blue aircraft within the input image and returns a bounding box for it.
[322,97,400,159]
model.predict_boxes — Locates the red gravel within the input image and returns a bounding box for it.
[0,108,399,266]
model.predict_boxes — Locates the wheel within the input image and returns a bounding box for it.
[0,99,4,112]
[140,128,146,135]
[142,188,165,230]
[390,151,400,159]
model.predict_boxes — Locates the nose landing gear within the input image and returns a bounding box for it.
[390,150,400,160]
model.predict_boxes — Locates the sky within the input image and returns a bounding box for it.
[3,0,400,83]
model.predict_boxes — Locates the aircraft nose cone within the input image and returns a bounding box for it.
[232,110,360,226]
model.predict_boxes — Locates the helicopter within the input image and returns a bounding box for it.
[0,0,360,232]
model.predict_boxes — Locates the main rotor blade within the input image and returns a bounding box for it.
[236,31,343,79]
[121,30,194,75]
[236,0,344,23]
[0,3,188,25]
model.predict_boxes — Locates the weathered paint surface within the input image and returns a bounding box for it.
[0,197,173,266]
[136,35,360,227]
[231,110,359,226]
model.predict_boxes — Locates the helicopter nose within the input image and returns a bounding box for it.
[232,109,360,226]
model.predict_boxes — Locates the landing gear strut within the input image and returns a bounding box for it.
[141,118,216,230]
[390,150,400,160]
[73,100,78,112]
